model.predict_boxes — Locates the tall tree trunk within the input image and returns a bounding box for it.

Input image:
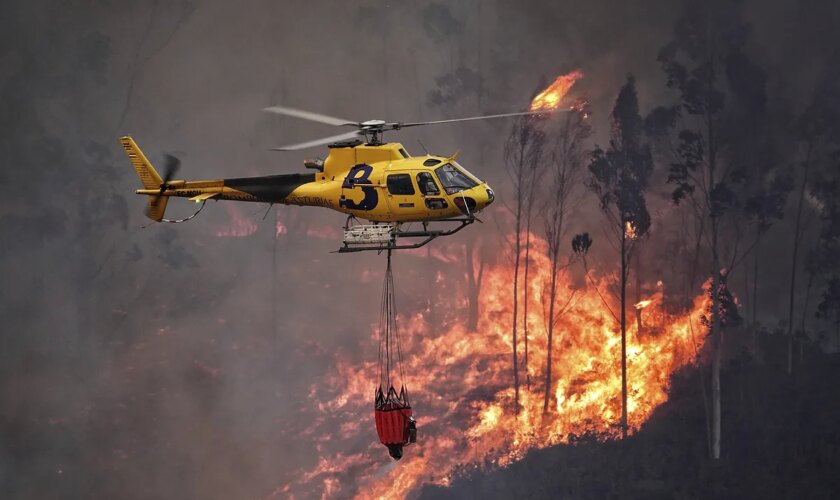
[711,223,722,460]
[743,252,749,323]
[544,249,560,414]
[466,239,484,331]
[523,219,532,389]
[634,247,642,333]
[752,238,759,325]
[620,227,628,439]
[688,213,706,310]
[708,89,722,460]
[512,205,522,413]
[787,148,811,375]
[798,271,814,365]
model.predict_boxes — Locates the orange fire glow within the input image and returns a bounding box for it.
[530,70,584,111]
[634,299,653,310]
[214,204,258,237]
[272,234,710,499]
[625,221,638,240]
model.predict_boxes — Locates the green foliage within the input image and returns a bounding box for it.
[743,171,792,233]
[648,1,768,216]
[588,76,653,236]
[700,271,742,329]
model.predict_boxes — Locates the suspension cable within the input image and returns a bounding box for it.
[377,249,409,404]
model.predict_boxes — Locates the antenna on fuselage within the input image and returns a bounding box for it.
[417,138,430,155]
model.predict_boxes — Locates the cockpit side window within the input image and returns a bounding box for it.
[416,172,440,195]
[386,174,415,195]
[434,163,479,195]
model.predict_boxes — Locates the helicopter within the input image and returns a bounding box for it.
[121,106,560,252]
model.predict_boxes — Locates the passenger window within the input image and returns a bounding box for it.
[387,174,415,195]
[416,172,440,196]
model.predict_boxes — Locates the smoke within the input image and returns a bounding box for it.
[1,0,839,498]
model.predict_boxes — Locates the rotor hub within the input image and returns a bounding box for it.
[359,120,389,145]
[360,119,386,129]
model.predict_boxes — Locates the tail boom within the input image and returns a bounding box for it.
[121,136,322,219]
[134,174,318,204]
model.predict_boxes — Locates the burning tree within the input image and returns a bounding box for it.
[503,113,546,412]
[541,98,592,414]
[502,71,582,410]
[465,237,487,332]
[587,76,654,439]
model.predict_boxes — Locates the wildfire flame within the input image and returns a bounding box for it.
[569,98,591,119]
[634,299,653,310]
[529,70,584,111]
[624,221,638,240]
[273,234,711,499]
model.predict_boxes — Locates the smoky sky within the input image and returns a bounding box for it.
[2,0,839,498]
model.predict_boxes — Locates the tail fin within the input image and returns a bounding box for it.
[120,136,168,221]
[120,136,163,190]
[147,196,169,222]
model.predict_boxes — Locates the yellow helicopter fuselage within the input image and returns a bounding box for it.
[123,136,494,223]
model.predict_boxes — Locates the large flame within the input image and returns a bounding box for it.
[272,234,710,499]
[530,70,584,111]
[625,220,638,240]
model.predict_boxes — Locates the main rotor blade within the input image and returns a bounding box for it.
[262,105,357,127]
[398,109,568,128]
[270,130,363,151]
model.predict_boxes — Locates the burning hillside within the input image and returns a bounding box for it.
[271,234,711,499]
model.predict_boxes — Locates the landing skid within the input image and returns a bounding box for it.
[337,217,476,253]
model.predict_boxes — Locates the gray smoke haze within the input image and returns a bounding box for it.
[2,0,839,498]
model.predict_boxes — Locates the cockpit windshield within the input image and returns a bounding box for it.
[434,163,480,194]
[451,161,482,184]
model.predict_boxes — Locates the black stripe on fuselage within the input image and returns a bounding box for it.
[224,173,316,202]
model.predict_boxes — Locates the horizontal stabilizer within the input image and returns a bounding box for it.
[189,192,219,203]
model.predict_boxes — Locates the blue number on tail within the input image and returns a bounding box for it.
[339,164,379,211]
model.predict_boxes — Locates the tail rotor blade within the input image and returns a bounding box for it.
[158,154,181,194]
[162,154,181,184]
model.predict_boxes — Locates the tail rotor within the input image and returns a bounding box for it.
[146,154,181,220]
